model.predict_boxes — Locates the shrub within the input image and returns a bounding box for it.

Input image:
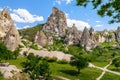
[44,57,57,62]
[57,59,68,64]
[29,44,39,50]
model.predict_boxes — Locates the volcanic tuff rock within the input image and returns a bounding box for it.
[116,27,120,42]
[42,7,67,37]
[80,27,96,49]
[0,8,21,51]
[34,31,53,46]
[0,8,12,37]
[65,24,82,45]
[34,7,120,49]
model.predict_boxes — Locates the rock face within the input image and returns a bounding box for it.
[65,24,82,45]
[34,31,53,46]
[80,27,96,49]
[0,8,21,51]
[116,27,120,42]
[34,7,120,49]
[0,8,13,37]
[4,25,21,51]
[42,7,67,37]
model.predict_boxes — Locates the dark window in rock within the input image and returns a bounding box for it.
[4,14,8,18]
[12,34,15,37]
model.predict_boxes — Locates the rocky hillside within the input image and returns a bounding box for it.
[34,7,119,49]
[19,24,44,41]
[0,8,21,51]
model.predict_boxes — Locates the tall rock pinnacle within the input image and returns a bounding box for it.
[0,8,21,51]
[42,7,67,37]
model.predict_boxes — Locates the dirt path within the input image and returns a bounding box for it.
[89,59,120,80]
[96,60,112,80]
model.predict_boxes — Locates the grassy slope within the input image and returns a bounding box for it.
[49,62,102,80]
[19,24,44,42]
[101,72,120,80]
[6,57,120,80]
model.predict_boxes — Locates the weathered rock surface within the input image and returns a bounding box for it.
[0,65,20,78]
[34,7,119,49]
[0,8,13,37]
[4,25,21,51]
[34,31,53,46]
[80,27,96,49]
[0,8,21,51]
[42,7,67,37]
[65,24,82,45]
[116,27,120,42]
[21,48,72,61]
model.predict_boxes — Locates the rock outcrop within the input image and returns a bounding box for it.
[34,7,120,49]
[65,24,82,45]
[34,31,53,46]
[80,27,96,49]
[0,8,21,51]
[0,8,13,37]
[42,7,67,37]
[4,24,21,51]
[116,27,120,42]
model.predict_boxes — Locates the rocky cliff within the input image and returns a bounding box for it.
[0,8,21,51]
[34,7,120,49]
[65,24,82,45]
[42,7,67,37]
[34,31,53,46]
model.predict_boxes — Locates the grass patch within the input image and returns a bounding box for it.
[108,64,120,72]
[49,62,102,80]
[101,72,120,80]
[6,57,26,69]
[91,61,109,67]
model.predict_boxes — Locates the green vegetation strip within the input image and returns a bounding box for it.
[49,62,102,80]
[101,72,120,80]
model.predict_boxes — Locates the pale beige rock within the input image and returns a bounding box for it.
[0,8,21,51]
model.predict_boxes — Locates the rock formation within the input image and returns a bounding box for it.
[0,8,21,51]
[42,7,67,37]
[65,24,82,45]
[0,8,13,37]
[80,27,96,49]
[34,31,53,46]
[116,27,120,42]
[4,24,21,51]
[34,7,119,49]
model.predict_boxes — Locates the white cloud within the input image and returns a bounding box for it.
[66,0,73,4]
[96,20,101,23]
[95,24,103,27]
[0,8,3,11]
[67,19,90,30]
[11,8,44,23]
[56,0,61,5]
[55,0,73,5]
[65,13,69,18]
[23,25,31,29]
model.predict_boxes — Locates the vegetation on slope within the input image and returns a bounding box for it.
[19,24,44,41]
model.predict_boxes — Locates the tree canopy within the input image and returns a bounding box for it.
[76,0,120,24]
[70,54,88,74]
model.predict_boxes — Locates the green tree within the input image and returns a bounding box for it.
[112,57,120,69]
[13,48,20,59]
[76,0,120,24]
[0,72,3,80]
[22,53,51,80]
[70,54,88,74]
[0,43,14,61]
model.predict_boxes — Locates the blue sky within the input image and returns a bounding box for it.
[0,0,120,31]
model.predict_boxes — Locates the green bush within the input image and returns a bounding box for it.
[18,45,24,48]
[29,44,39,50]
[44,57,57,62]
[57,59,68,64]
